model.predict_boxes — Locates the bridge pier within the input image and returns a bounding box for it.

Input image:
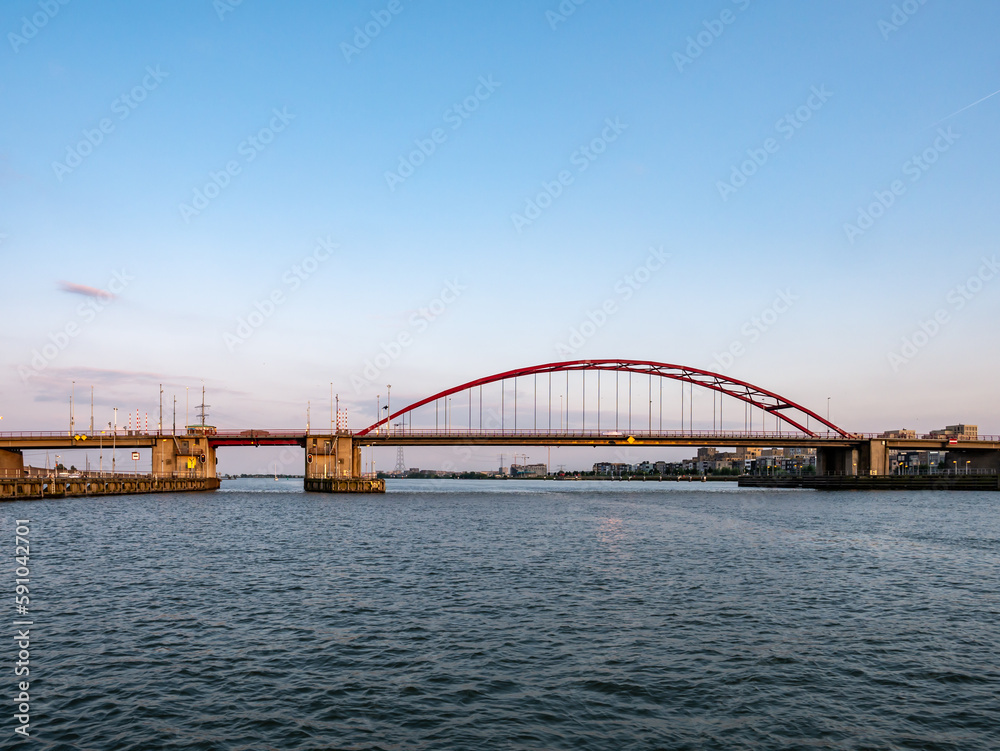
[817,446,858,475]
[817,440,890,476]
[303,435,382,492]
[858,439,890,476]
[150,434,217,479]
[303,435,358,479]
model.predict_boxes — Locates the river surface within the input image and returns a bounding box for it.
[5,479,999,750]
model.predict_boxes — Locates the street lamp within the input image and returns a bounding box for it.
[386,384,391,436]
[112,408,117,474]
[966,460,971,475]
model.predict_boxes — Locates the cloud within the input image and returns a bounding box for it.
[58,281,114,299]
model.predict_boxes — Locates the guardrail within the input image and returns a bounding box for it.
[3,428,997,441]
[0,469,212,480]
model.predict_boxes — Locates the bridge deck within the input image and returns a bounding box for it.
[2,430,997,451]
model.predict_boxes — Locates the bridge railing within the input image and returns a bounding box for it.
[356,428,1000,441]
[0,469,213,480]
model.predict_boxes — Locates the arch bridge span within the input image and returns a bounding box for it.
[357,359,851,439]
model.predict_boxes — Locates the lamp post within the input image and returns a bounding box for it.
[112,408,117,474]
[386,384,391,436]
[966,460,971,475]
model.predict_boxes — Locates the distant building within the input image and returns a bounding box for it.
[880,429,916,439]
[510,463,548,477]
[930,424,978,440]
[592,462,631,475]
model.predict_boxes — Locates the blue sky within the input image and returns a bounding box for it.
[2,0,999,472]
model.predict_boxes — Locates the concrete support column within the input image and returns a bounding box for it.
[817,446,859,475]
[858,439,890,476]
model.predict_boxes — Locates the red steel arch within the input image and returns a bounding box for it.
[357,359,850,437]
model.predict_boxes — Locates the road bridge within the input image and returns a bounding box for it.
[2,359,997,490]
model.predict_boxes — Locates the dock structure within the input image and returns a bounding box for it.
[738,475,1000,491]
[0,475,220,500]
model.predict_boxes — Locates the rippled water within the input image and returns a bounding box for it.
[6,479,999,749]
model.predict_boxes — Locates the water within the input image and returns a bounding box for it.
[6,479,999,750]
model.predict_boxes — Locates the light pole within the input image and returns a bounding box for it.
[376,395,381,435]
[112,408,117,474]
[966,460,971,475]
[386,384,391,436]
[70,381,75,436]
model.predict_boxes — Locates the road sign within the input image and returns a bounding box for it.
[131,451,140,460]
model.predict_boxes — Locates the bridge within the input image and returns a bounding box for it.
[2,360,998,493]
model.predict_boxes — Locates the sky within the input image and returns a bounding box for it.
[2,0,998,473]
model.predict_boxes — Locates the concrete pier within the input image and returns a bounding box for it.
[304,477,385,493]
